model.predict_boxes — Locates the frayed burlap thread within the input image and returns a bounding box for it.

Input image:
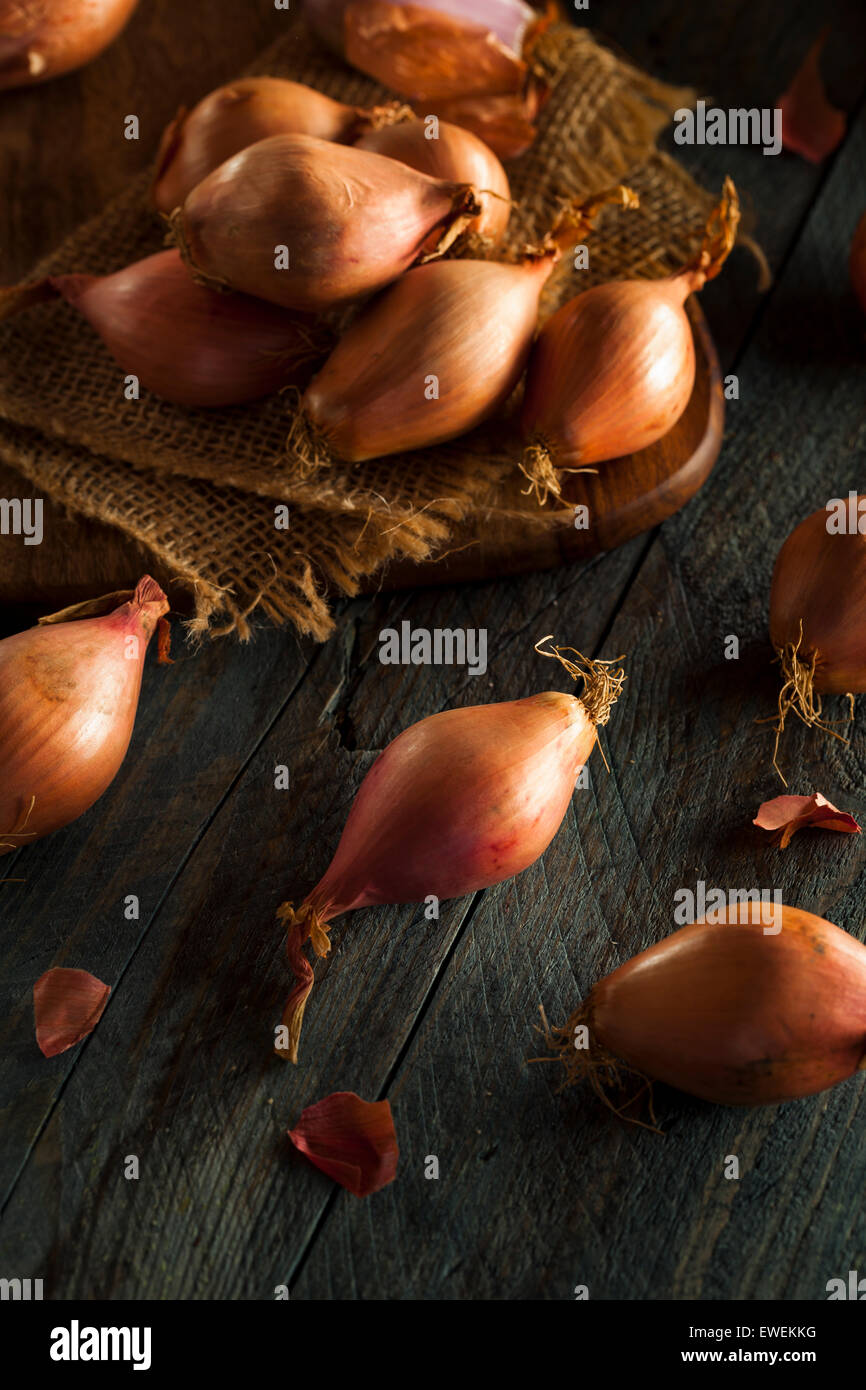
[0,14,722,638]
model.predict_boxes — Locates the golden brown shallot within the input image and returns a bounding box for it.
[170,134,481,313]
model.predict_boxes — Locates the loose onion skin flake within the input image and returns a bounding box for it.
[354,117,511,245]
[170,133,482,314]
[754,792,860,848]
[151,78,409,214]
[520,179,740,503]
[34,968,111,1057]
[0,0,139,91]
[0,252,327,409]
[778,28,846,164]
[0,577,170,855]
[767,498,866,780]
[277,639,626,1062]
[546,905,866,1111]
[287,1091,398,1196]
[294,187,636,467]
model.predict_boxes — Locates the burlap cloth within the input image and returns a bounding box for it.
[0,14,716,640]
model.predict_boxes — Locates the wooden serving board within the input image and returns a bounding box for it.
[0,300,722,614]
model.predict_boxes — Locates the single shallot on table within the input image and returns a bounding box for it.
[545,904,866,1114]
[0,577,171,855]
[277,637,626,1062]
[0,0,139,90]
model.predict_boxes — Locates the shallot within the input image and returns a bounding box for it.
[546,904,866,1109]
[151,78,408,214]
[0,577,170,855]
[277,638,626,1061]
[0,0,139,90]
[171,133,481,313]
[305,0,537,58]
[1,251,326,408]
[521,179,740,503]
[354,116,511,245]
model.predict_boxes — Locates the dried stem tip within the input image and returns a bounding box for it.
[686,175,741,284]
[534,635,626,726]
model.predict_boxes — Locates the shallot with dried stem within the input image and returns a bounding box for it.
[277,637,626,1061]
[170,133,482,313]
[520,178,741,504]
[0,578,171,855]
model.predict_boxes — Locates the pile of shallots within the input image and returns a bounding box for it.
[1,1,742,506]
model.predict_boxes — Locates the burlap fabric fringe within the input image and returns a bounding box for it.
[0,14,717,639]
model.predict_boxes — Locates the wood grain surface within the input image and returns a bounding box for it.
[1,0,865,1303]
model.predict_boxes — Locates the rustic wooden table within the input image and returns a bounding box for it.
[1,0,865,1301]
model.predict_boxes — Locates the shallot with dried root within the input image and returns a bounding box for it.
[170,133,481,313]
[151,78,409,214]
[520,178,740,504]
[291,187,637,468]
[544,904,866,1114]
[277,637,626,1061]
[0,577,171,855]
[0,251,328,408]
[766,497,865,781]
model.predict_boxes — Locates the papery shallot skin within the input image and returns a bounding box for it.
[0,0,140,90]
[344,0,529,101]
[591,906,866,1106]
[305,691,596,917]
[305,0,535,57]
[305,255,551,460]
[0,580,166,852]
[769,501,866,694]
[175,134,478,313]
[522,273,697,469]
